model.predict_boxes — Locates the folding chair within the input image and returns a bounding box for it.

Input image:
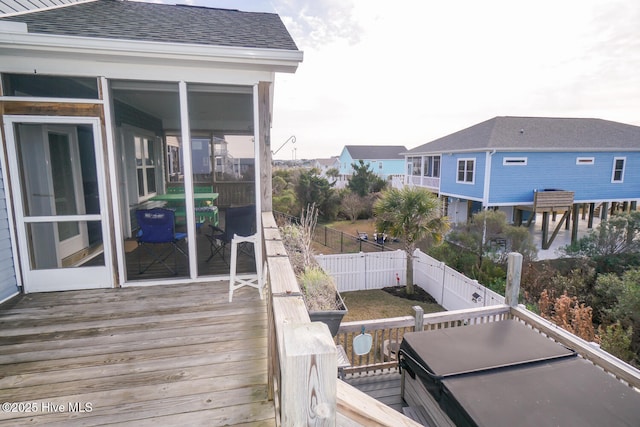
[205,205,255,264]
[136,208,187,275]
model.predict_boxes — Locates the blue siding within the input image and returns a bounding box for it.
[338,148,354,176]
[440,153,486,200]
[489,151,640,204]
[338,149,406,178]
[0,163,19,302]
[366,159,406,178]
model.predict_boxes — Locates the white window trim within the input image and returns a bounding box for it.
[135,135,159,202]
[457,158,475,184]
[503,157,527,166]
[576,157,595,165]
[611,157,626,183]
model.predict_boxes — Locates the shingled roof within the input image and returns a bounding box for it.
[345,145,407,160]
[407,117,640,154]
[0,0,298,51]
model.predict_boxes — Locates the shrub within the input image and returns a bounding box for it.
[298,267,341,311]
[599,322,635,366]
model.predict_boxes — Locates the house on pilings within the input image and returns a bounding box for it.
[404,116,640,249]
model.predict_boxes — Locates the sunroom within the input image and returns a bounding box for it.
[0,3,302,294]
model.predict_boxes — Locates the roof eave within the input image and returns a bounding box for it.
[406,146,640,155]
[0,27,304,73]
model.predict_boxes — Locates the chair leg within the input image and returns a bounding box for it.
[137,242,185,275]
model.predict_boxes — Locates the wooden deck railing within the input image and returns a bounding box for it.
[336,303,640,390]
[264,236,640,424]
[262,211,421,426]
[337,305,513,376]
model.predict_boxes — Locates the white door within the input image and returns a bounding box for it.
[3,116,113,292]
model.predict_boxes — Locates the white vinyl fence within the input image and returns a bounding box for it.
[315,249,505,311]
[413,250,505,310]
[315,250,406,292]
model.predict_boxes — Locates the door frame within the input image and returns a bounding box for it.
[2,115,114,293]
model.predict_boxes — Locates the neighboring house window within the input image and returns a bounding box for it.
[457,159,475,183]
[135,136,157,199]
[408,157,421,175]
[423,156,441,177]
[379,161,383,169]
[612,157,626,183]
[503,157,527,165]
[576,157,594,165]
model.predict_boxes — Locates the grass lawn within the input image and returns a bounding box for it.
[320,218,378,237]
[341,289,444,322]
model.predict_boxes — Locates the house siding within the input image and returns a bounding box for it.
[0,163,19,302]
[488,151,640,205]
[439,153,486,200]
[338,148,354,176]
[338,149,407,179]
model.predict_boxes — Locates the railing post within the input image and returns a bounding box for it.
[281,322,336,426]
[413,306,424,332]
[505,252,523,307]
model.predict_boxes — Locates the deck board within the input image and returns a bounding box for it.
[0,282,274,426]
[344,370,405,412]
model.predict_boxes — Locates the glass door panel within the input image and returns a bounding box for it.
[4,116,112,292]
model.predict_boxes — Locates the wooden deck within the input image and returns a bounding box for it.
[344,370,405,413]
[0,282,274,426]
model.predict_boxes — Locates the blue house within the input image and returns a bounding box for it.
[405,116,640,246]
[338,145,407,181]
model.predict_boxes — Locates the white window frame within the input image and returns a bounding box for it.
[576,157,595,165]
[503,157,527,166]
[134,135,158,201]
[611,157,626,183]
[457,158,475,184]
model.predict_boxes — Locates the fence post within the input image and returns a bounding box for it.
[440,262,446,306]
[505,252,523,307]
[413,305,424,332]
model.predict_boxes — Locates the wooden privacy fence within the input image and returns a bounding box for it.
[316,249,504,311]
[316,250,406,292]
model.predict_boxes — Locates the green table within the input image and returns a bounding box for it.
[150,192,219,225]
[150,192,218,203]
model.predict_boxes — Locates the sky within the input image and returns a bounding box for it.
[150,0,640,160]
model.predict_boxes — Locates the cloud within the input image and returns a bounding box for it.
[271,0,640,159]
[276,0,362,48]
[136,0,640,159]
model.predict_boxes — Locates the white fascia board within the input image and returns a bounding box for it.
[0,31,303,74]
[0,53,275,85]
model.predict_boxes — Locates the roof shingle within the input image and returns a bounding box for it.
[345,145,407,160]
[0,0,299,51]
[407,117,640,154]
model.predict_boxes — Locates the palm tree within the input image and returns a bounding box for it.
[374,187,449,294]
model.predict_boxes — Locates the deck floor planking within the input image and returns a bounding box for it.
[0,282,274,426]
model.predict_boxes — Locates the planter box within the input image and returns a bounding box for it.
[308,292,348,337]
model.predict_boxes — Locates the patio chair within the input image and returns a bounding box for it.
[136,208,187,275]
[206,205,256,264]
